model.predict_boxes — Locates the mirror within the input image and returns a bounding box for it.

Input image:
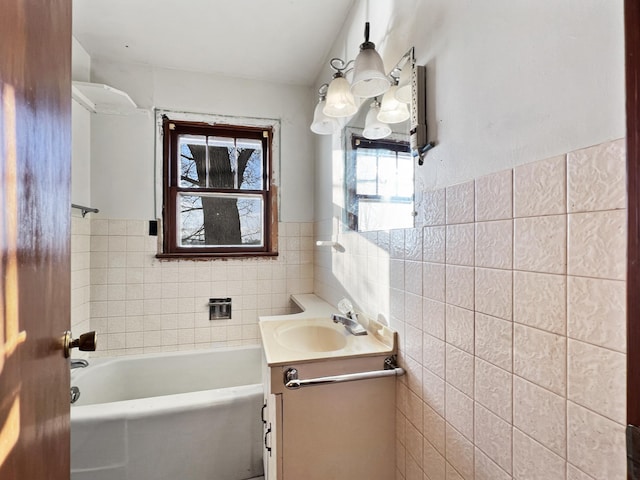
[343,50,414,232]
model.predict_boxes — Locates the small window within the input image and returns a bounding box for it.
[346,134,414,231]
[161,117,277,257]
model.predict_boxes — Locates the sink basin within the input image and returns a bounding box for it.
[259,296,397,365]
[275,324,347,352]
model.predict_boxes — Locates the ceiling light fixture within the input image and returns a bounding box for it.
[311,45,436,164]
[323,58,358,118]
[310,84,340,135]
[350,22,390,98]
[362,98,391,140]
[377,76,410,124]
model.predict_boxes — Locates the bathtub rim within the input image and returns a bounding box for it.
[70,344,264,421]
[71,343,263,378]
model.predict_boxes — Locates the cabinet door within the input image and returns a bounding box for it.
[281,376,395,480]
[265,393,282,480]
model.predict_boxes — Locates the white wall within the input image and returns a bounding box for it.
[89,59,315,222]
[314,0,625,222]
[71,38,92,337]
[71,37,91,207]
[72,37,91,82]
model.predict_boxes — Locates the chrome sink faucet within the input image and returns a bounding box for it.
[331,312,368,336]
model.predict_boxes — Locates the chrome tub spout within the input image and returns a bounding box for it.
[70,359,89,369]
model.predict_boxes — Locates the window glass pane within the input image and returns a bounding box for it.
[207,136,236,189]
[179,135,206,187]
[397,152,413,197]
[238,138,264,190]
[356,152,377,195]
[377,152,398,197]
[178,193,264,247]
[358,199,414,231]
[356,180,377,196]
[179,194,205,244]
[236,196,264,245]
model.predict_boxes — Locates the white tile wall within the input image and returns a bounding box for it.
[475,447,511,480]
[77,135,626,480]
[567,139,626,213]
[71,214,91,336]
[446,181,475,225]
[513,215,567,274]
[314,138,627,480]
[474,358,511,423]
[475,169,513,222]
[513,154,566,217]
[513,376,566,456]
[474,402,512,473]
[566,276,626,352]
[512,428,566,480]
[513,271,566,335]
[76,221,313,356]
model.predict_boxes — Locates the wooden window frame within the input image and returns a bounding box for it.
[159,117,278,258]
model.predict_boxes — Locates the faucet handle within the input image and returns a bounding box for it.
[338,298,354,316]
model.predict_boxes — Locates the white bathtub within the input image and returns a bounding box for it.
[70,346,264,480]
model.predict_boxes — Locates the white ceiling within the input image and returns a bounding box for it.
[72,0,356,86]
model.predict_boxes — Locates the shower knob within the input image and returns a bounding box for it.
[62,330,97,358]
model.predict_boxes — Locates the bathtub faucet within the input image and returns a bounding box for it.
[331,313,368,336]
[70,359,89,369]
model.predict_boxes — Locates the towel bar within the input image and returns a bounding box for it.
[283,357,404,390]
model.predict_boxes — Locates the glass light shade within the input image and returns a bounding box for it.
[363,103,391,140]
[378,85,410,124]
[395,63,412,104]
[310,99,338,135]
[350,47,391,98]
[323,75,358,118]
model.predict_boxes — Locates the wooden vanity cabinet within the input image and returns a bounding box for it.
[262,354,396,480]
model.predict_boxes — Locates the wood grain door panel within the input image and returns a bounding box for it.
[0,0,72,478]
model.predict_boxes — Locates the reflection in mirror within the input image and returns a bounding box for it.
[343,49,414,232]
[344,128,413,232]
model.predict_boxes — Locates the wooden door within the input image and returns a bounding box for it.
[0,0,72,479]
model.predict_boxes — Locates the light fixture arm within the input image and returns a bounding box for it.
[313,43,437,160]
[329,58,354,78]
[317,83,329,101]
[416,142,437,166]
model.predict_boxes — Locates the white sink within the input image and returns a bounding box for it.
[259,295,397,366]
[275,324,347,352]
